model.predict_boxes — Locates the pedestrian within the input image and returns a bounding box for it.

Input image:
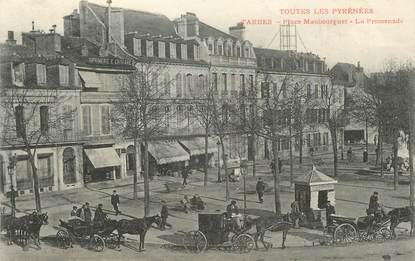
[347,147,353,163]
[182,166,189,186]
[368,191,379,215]
[93,203,107,228]
[278,158,283,174]
[290,200,300,228]
[226,200,241,230]
[111,190,121,215]
[160,200,171,230]
[256,177,266,203]
[374,135,377,146]
[71,206,78,217]
[84,202,92,224]
[363,149,368,163]
[325,201,335,227]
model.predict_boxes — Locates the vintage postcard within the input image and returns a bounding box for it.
[0,0,414,260]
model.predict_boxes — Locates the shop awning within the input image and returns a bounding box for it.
[79,71,102,88]
[179,137,217,156]
[148,141,190,165]
[84,147,121,168]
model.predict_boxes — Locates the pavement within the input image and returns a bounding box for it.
[1,148,414,259]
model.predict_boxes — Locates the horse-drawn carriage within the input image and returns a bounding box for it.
[182,212,292,253]
[328,213,392,245]
[56,218,118,252]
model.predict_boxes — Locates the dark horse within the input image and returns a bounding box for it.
[245,214,292,250]
[23,212,48,247]
[2,212,48,246]
[388,206,415,238]
[116,214,161,252]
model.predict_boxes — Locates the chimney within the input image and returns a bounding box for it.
[108,7,125,46]
[175,13,199,40]
[22,32,62,56]
[6,31,16,45]
[229,22,245,41]
[63,9,80,37]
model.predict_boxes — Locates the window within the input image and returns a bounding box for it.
[146,40,154,57]
[261,82,270,98]
[240,74,245,95]
[164,73,171,97]
[82,105,92,136]
[222,73,227,93]
[307,134,311,147]
[158,41,165,58]
[36,64,46,85]
[218,44,223,55]
[307,84,311,99]
[236,46,241,57]
[63,147,76,184]
[314,84,319,98]
[165,106,171,129]
[133,38,141,56]
[187,44,194,60]
[59,65,69,86]
[249,75,254,94]
[212,73,218,92]
[181,44,187,60]
[16,156,32,190]
[63,105,74,141]
[170,42,176,59]
[100,105,110,135]
[185,74,193,97]
[227,45,232,56]
[197,74,204,92]
[12,62,25,86]
[37,154,53,187]
[177,105,185,128]
[15,105,25,137]
[230,74,236,92]
[244,47,250,58]
[176,73,182,97]
[40,106,49,135]
[194,45,199,60]
[126,145,136,176]
[208,43,213,53]
[320,85,325,99]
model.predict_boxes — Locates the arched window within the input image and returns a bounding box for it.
[185,73,193,97]
[163,73,171,97]
[176,73,182,98]
[126,145,136,176]
[63,147,76,184]
[197,74,204,93]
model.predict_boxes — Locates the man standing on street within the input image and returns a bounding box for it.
[84,202,92,224]
[160,200,171,230]
[368,191,379,215]
[182,166,189,186]
[111,190,121,215]
[256,177,266,203]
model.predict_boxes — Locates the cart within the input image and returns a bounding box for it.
[328,214,392,245]
[182,213,255,253]
[56,218,118,252]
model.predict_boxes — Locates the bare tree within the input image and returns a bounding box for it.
[111,61,174,215]
[0,87,74,212]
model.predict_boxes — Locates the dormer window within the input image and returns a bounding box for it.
[133,38,141,56]
[59,65,69,86]
[170,42,176,59]
[181,44,187,60]
[146,40,154,57]
[36,64,47,85]
[12,62,25,87]
[159,41,166,58]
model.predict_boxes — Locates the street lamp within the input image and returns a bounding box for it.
[217,140,221,183]
[7,155,16,217]
[240,160,248,215]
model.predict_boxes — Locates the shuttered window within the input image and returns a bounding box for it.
[100,105,110,135]
[40,106,49,135]
[82,106,92,136]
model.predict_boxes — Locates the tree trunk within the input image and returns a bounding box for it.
[409,132,415,207]
[393,139,399,190]
[271,138,281,215]
[380,131,384,177]
[143,138,150,216]
[329,125,338,178]
[204,129,209,186]
[133,138,140,200]
[27,149,41,212]
[299,131,303,166]
[252,133,256,177]
[220,136,229,201]
[289,124,294,185]
[375,133,381,166]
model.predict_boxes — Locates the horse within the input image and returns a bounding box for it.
[245,214,292,250]
[116,214,161,252]
[23,212,48,247]
[388,206,415,238]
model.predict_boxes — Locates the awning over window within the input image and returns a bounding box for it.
[179,137,217,156]
[148,141,190,165]
[79,71,102,88]
[84,147,121,168]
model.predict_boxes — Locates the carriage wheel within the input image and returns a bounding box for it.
[182,230,207,253]
[92,235,105,252]
[232,234,255,253]
[105,234,119,249]
[374,227,392,242]
[333,224,357,245]
[56,230,72,249]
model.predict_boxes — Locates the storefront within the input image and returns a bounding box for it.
[83,147,121,183]
[147,140,190,177]
[179,137,217,169]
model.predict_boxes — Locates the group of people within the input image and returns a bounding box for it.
[180,194,205,213]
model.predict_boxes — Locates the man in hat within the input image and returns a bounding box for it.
[111,190,121,215]
[70,206,78,217]
[94,204,107,225]
[226,200,241,230]
[83,202,92,224]
[256,177,266,203]
[325,201,335,227]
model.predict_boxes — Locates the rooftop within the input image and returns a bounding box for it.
[293,166,337,185]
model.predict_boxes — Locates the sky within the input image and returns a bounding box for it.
[0,0,414,73]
